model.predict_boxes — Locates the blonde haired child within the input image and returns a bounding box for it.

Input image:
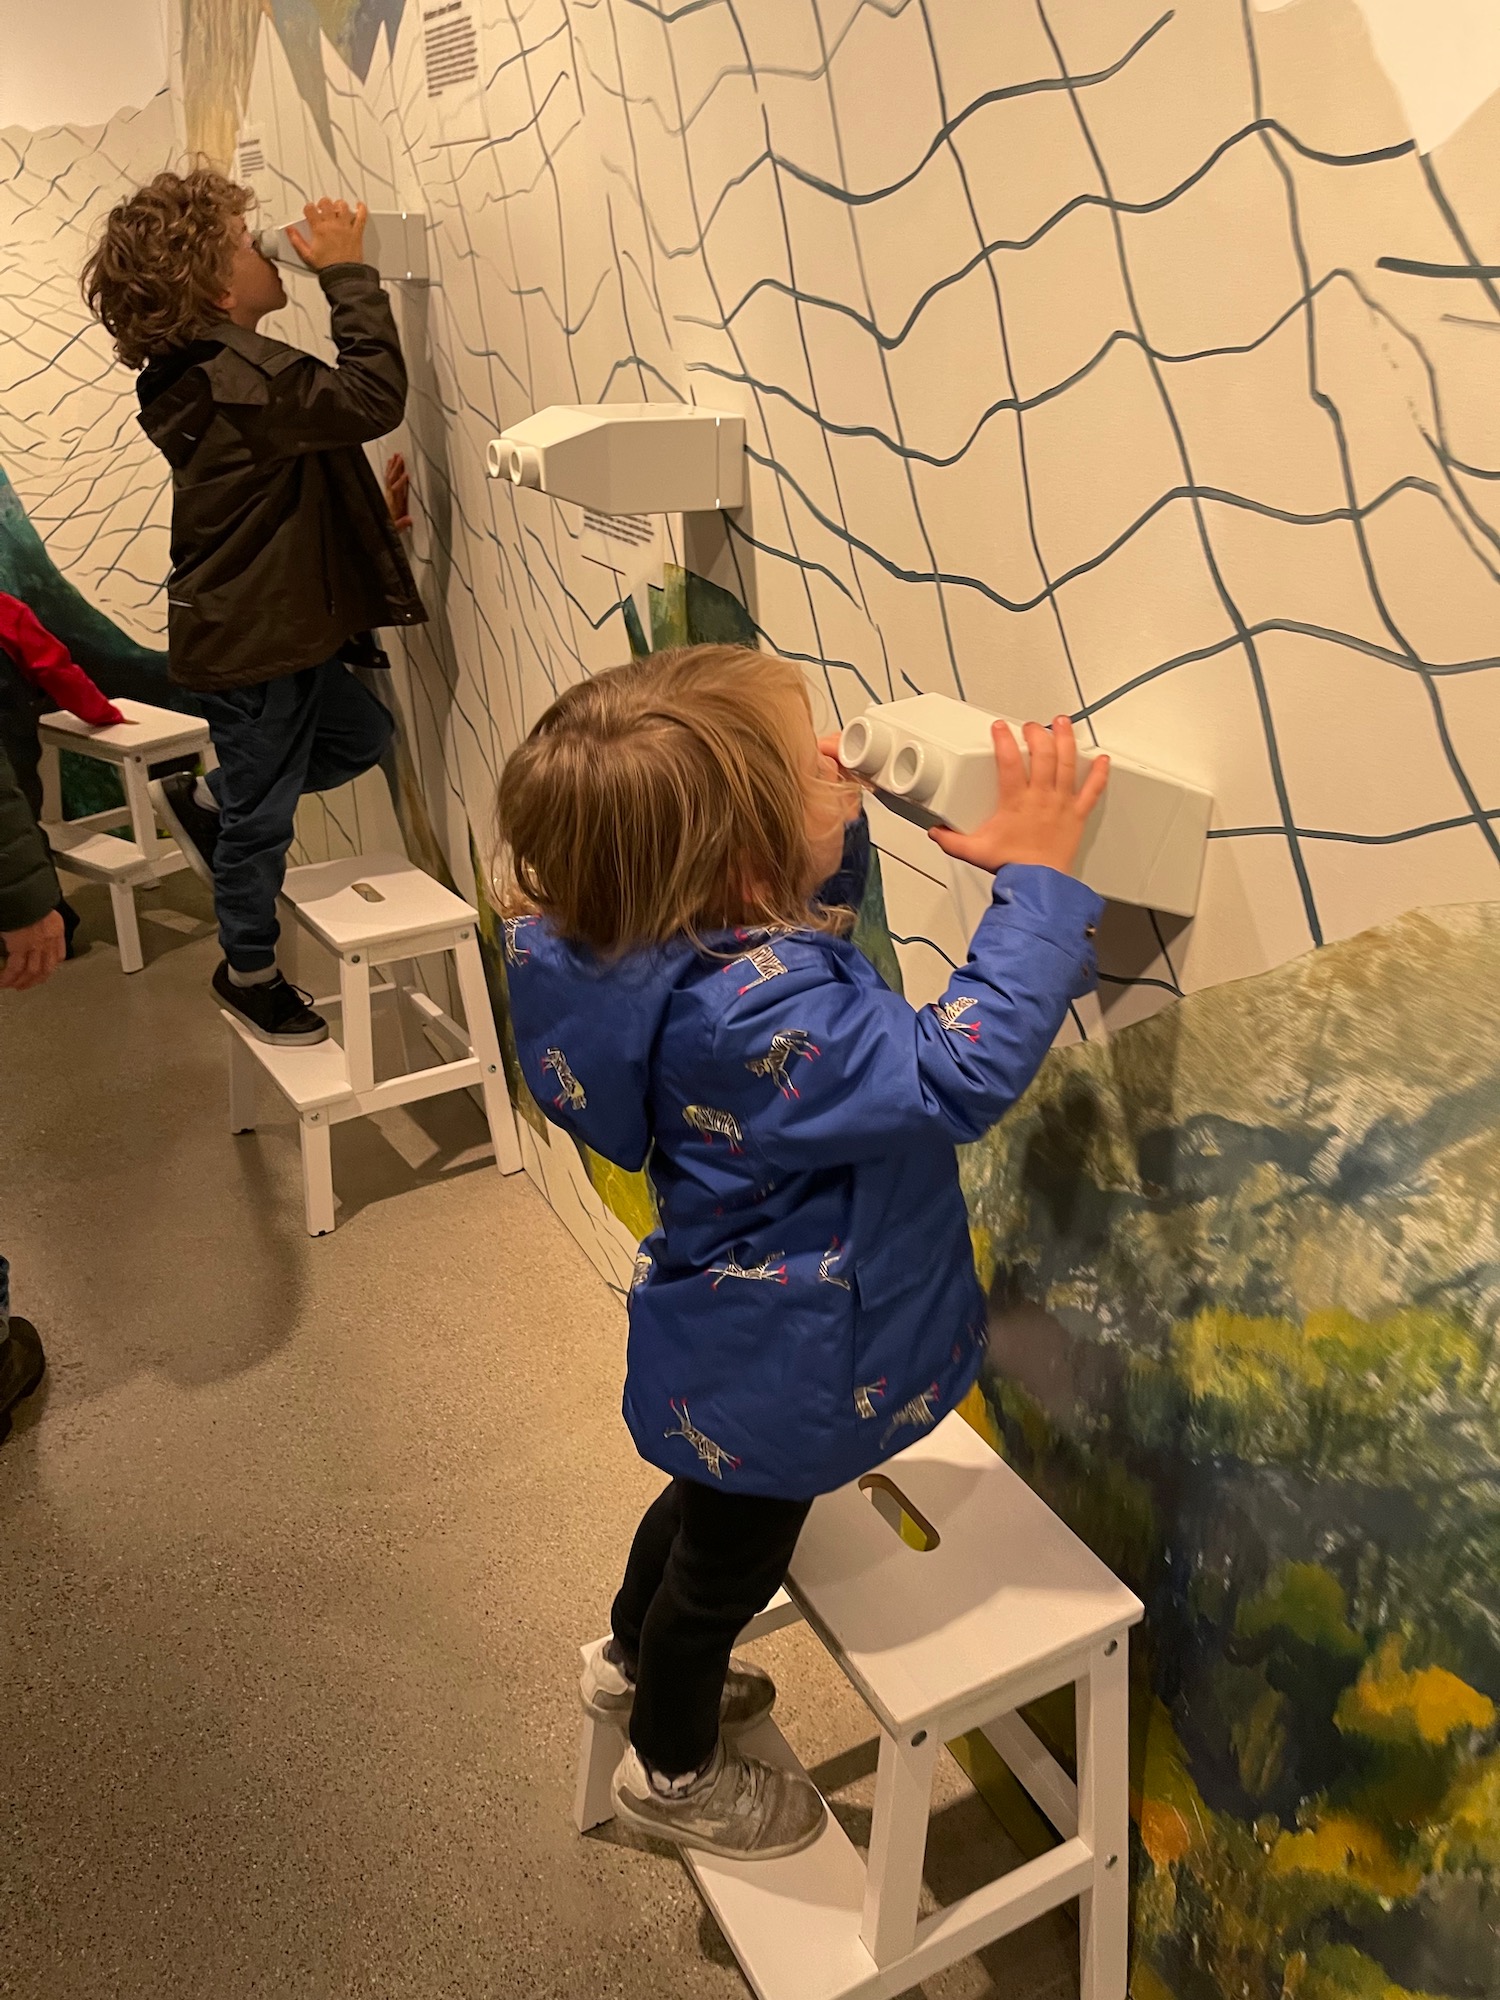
[498,644,1107,1859]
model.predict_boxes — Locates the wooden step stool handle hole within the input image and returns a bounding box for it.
[858,1472,941,1551]
[350,881,386,903]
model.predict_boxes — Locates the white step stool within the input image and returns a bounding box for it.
[575,1411,1144,2000]
[223,851,523,1235]
[38,697,213,973]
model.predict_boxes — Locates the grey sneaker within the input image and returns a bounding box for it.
[581,1638,776,1737]
[612,1741,826,1860]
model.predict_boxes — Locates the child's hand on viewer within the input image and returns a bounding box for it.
[286,198,369,271]
[929,716,1108,877]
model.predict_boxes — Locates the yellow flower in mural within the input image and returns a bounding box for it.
[1236,1563,1365,1655]
[1269,1813,1424,1899]
[1337,1638,1495,1747]
[1293,1942,1447,2000]
[1137,1703,1208,1869]
[955,1380,1002,1454]
[1433,1750,1500,1869]
[968,1220,995,1293]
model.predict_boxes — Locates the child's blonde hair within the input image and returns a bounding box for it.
[497,645,852,955]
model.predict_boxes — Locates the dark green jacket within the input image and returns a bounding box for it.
[136,264,427,693]
[0,737,58,933]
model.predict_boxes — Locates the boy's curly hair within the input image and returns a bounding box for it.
[82,169,252,370]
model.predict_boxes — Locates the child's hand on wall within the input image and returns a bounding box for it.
[286,198,369,271]
[384,453,412,531]
[930,717,1108,878]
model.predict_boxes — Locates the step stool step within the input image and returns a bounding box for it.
[221,1009,356,1113]
[40,826,154,880]
[39,696,211,764]
[282,852,479,953]
[686,1713,1094,2000]
[787,1413,1142,1739]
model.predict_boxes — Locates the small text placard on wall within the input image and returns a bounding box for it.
[422,1,486,143]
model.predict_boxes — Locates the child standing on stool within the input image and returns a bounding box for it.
[498,645,1108,1859]
[83,171,426,1046]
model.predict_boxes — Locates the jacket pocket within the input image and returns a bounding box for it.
[204,680,270,723]
[847,1140,967,1309]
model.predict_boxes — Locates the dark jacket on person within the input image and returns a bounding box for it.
[0,739,59,934]
[135,263,426,693]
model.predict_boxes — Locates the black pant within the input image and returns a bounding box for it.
[199,657,393,971]
[612,1478,812,1778]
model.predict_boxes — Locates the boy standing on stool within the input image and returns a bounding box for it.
[83,171,426,1046]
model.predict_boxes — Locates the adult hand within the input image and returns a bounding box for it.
[0,908,66,990]
[384,452,412,531]
[930,716,1109,877]
[286,198,369,271]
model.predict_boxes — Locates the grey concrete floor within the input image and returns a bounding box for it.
[0,870,1078,2000]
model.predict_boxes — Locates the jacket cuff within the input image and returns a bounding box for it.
[0,864,61,934]
[317,263,382,291]
[990,862,1103,944]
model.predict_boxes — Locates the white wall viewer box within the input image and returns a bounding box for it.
[485,404,745,514]
[840,693,1213,919]
[260,211,429,284]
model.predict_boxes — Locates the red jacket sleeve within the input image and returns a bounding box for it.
[0,594,124,727]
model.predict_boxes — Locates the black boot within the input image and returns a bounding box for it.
[0,1317,45,1445]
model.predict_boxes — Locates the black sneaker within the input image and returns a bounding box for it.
[0,1317,46,1446]
[213,960,329,1046]
[151,772,220,889]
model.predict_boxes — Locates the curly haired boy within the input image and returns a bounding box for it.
[84,171,426,1043]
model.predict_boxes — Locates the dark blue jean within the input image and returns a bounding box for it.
[200,656,394,972]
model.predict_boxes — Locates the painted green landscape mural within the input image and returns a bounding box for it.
[964,902,1500,2000]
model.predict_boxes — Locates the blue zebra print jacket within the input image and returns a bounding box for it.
[505,817,1103,1497]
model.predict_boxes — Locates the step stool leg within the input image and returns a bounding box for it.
[861,1727,938,1966]
[1077,1639,1131,2000]
[300,1110,336,1237]
[385,956,418,1073]
[451,929,522,1175]
[40,742,63,824]
[109,880,144,974]
[340,953,375,1094]
[226,1023,258,1133]
[574,1712,625,1834]
[121,754,156,856]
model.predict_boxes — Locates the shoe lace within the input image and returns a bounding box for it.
[271,976,317,1010]
[724,1755,766,1823]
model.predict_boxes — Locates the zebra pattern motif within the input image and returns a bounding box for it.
[664,1399,742,1479]
[683,1103,744,1150]
[746,1027,820,1099]
[541,1046,586,1110]
[880,1382,941,1448]
[709,1252,788,1289]
[933,995,980,1043]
